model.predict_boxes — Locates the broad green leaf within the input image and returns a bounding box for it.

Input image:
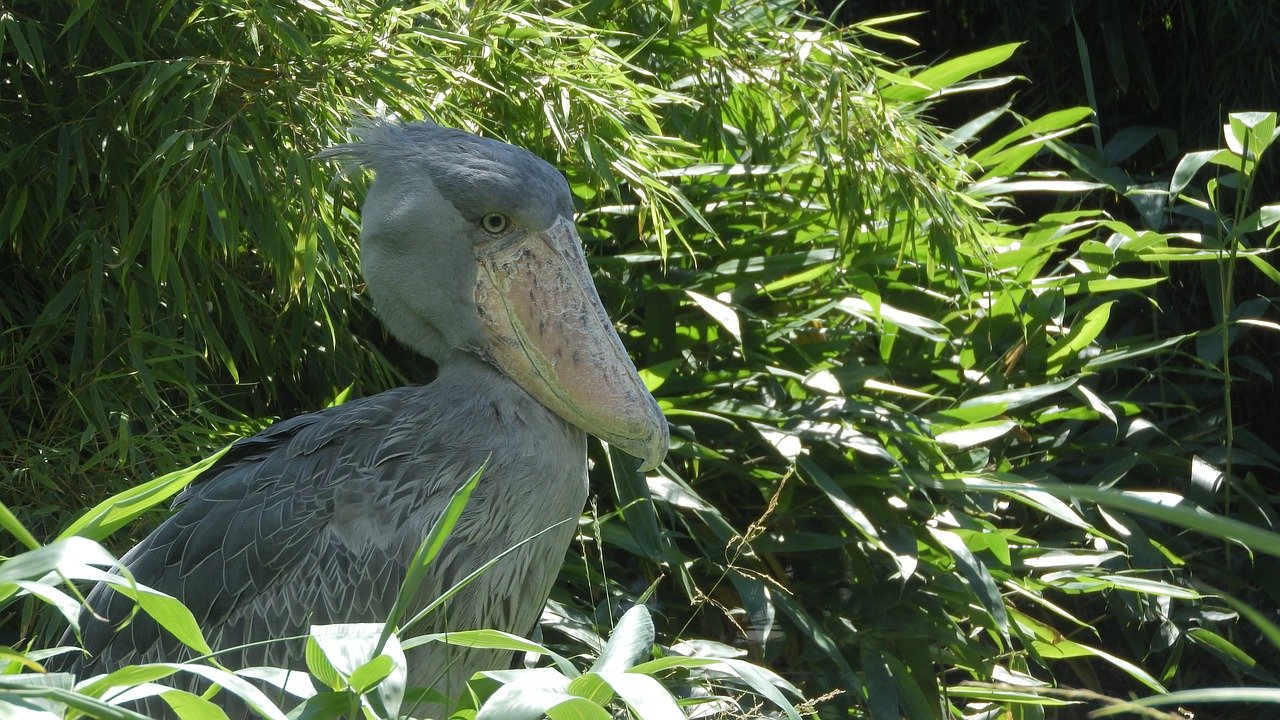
[606,443,665,559]
[410,629,577,678]
[946,684,1074,706]
[159,690,230,720]
[348,654,395,694]
[590,605,655,674]
[627,656,720,674]
[13,580,84,632]
[597,671,683,720]
[1046,301,1113,373]
[308,623,406,718]
[543,697,613,720]
[130,588,213,657]
[1024,551,1124,570]
[304,636,343,692]
[972,107,1094,163]
[686,290,742,342]
[1225,111,1279,159]
[158,664,289,720]
[77,664,181,696]
[566,673,615,706]
[1170,150,1220,195]
[1,645,50,673]
[970,178,1106,196]
[959,377,1079,411]
[278,691,353,720]
[475,667,572,720]
[1096,575,1200,599]
[1237,204,1280,235]
[235,667,318,701]
[837,296,947,341]
[0,672,73,720]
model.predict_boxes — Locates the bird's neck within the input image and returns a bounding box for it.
[431,348,545,409]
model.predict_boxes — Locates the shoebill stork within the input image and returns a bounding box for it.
[68,120,668,712]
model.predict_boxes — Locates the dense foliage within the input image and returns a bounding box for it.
[2,0,1279,718]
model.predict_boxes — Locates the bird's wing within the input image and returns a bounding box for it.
[73,386,482,674]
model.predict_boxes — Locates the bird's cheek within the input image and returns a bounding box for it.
[472,217,668,470]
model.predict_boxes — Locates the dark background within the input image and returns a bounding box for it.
[822,0,1280,474]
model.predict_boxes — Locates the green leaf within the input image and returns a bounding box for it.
[0,675,153,720]
[606,445,665,560]
[158,690,231,720]
[949,477,1280,559]
[972,107,1095,164]
[711,658,803,720]
[882,43,1021,101]
[1170,150,1219,195]
[13,560,209,658]
[590,605,655,674]
[132,590,214,656]
[0,499,41,550]
[1091,687,1280,716]
[159,663,290,720]
[597,671,683,720]
[934,420,1018,449]
[543,697,614,720]
[1225,111,1279,160]
[1031,639,1165,692]
[1046,301,1113,373]
[348,654,395,694]
[287,691,358,720]
[566,673,616,706]
[959,377,1079,411]
[475,667,573,720]
[1186,628,1258,669]
[0,536,117,584]
[305,636,344,691]
[58,446,231,541]
[930,528,1009,635]
[308,623,406,717]
[946,684,1075,706]
[686,290,742,342]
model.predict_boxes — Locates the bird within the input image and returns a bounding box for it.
[64,119,669,716]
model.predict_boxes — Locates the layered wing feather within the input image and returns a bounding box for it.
[73,386,486,674]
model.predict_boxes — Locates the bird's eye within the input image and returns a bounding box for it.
[480,212,510,235]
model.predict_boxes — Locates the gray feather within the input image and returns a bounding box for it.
[70,378,586,717]
[63,121,604,719]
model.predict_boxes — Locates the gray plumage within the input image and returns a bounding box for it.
[65,120,667,717]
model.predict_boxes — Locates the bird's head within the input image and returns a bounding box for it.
[319,120,668,471]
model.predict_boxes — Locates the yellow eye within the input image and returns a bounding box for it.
[480,212,510,234]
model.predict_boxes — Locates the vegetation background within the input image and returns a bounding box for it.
[1,0,1278,718]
